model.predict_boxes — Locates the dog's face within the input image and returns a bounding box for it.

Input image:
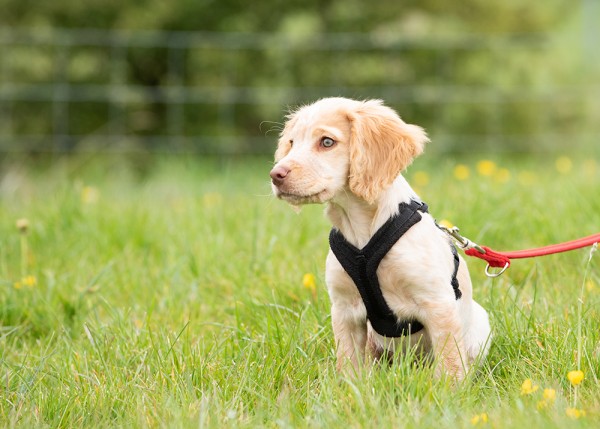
[270,97,429,205]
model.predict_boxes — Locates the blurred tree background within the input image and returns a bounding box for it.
[0,0,598,157]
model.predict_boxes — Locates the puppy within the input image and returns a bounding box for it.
[270,97,491,379]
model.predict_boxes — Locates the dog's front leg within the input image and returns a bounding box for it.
[422,301,467,380]
[331,304,368,374]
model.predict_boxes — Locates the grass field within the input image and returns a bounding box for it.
[1,154,599,428]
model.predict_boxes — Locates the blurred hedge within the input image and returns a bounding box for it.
[1,1,598,155]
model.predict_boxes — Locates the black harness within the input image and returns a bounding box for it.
[329,200,461,338]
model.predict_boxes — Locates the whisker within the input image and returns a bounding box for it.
[259,121,284,135]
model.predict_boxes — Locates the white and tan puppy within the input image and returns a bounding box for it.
[270,98,490,379]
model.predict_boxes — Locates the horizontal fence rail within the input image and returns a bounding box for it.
[0,27,598,155]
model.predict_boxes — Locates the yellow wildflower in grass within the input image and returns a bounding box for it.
[536,388,557,410]
[543,388,556,402]
[565,408,586,419]
[520,378,539,395]
[453,164,470,181]
[302,273,316,290]
[567,370,584,386]
[555,156,572,175]
[16,218,30,234]
[302,273,317,299]
[22,275,37,287]
[81,186,99,204]
[438,219,454,229]
[413,171,430,187]
[14,275,36,289]
[476,160,497,177]
[494,168,511,184]
[586,280,595,292]
[470,413,488,425]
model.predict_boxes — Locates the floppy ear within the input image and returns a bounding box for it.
[347,100,429,203]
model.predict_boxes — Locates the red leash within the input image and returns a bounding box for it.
[439,226,600,277]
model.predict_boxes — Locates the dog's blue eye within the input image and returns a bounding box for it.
[321,137,335,148]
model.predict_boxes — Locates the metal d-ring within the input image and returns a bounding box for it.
[485,262,509,278]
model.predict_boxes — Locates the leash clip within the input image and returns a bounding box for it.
[485,262,509,278]
[439,225,486,254]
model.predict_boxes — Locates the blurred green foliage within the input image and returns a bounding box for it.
[0,0,598,155]
[0,0,574,33]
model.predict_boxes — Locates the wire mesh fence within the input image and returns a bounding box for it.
[0,27,598,155]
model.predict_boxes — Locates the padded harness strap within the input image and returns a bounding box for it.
[329,200,461,338]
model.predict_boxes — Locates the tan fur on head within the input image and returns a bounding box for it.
[270,97,428,207]
[347,100,429,203]
[274,112,298,162]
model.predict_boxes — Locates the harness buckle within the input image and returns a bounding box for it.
[439,225,486,254]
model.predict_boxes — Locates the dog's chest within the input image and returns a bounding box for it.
[372,252,422,315]
[325,246,422,319]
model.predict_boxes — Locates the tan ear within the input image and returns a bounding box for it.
[348,100,429,203]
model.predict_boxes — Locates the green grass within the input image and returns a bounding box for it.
[1,154,599,428]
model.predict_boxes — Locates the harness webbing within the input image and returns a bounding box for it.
[329,200,461,338]
[449,244,462,300]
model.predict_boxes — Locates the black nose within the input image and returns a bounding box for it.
[270,165,290,186]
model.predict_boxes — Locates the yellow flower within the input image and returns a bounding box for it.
[14,276,36,289]
[438,219,454,229]
[567,370,584,386]
[543,388,556,402]
[413,171,430,187]
[302,273,316,290]
[470,413,488,425]
[476,160,497,177]
[586,280,595,292]
[302,273,317,300]
[521,378,539,395]
[81,186,99,204]
[555,156,572,175]
[16,218,30,234]
[566,408,586,419]
[22,275,37,287]
[536,389,556,411]
[453,164,470,181]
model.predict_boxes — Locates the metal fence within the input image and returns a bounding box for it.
[0,27,598,155]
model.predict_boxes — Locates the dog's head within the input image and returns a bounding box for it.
[270,97,429,205]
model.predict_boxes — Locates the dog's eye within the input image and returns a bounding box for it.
[321,137,335,148]
[289,140,294,147]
